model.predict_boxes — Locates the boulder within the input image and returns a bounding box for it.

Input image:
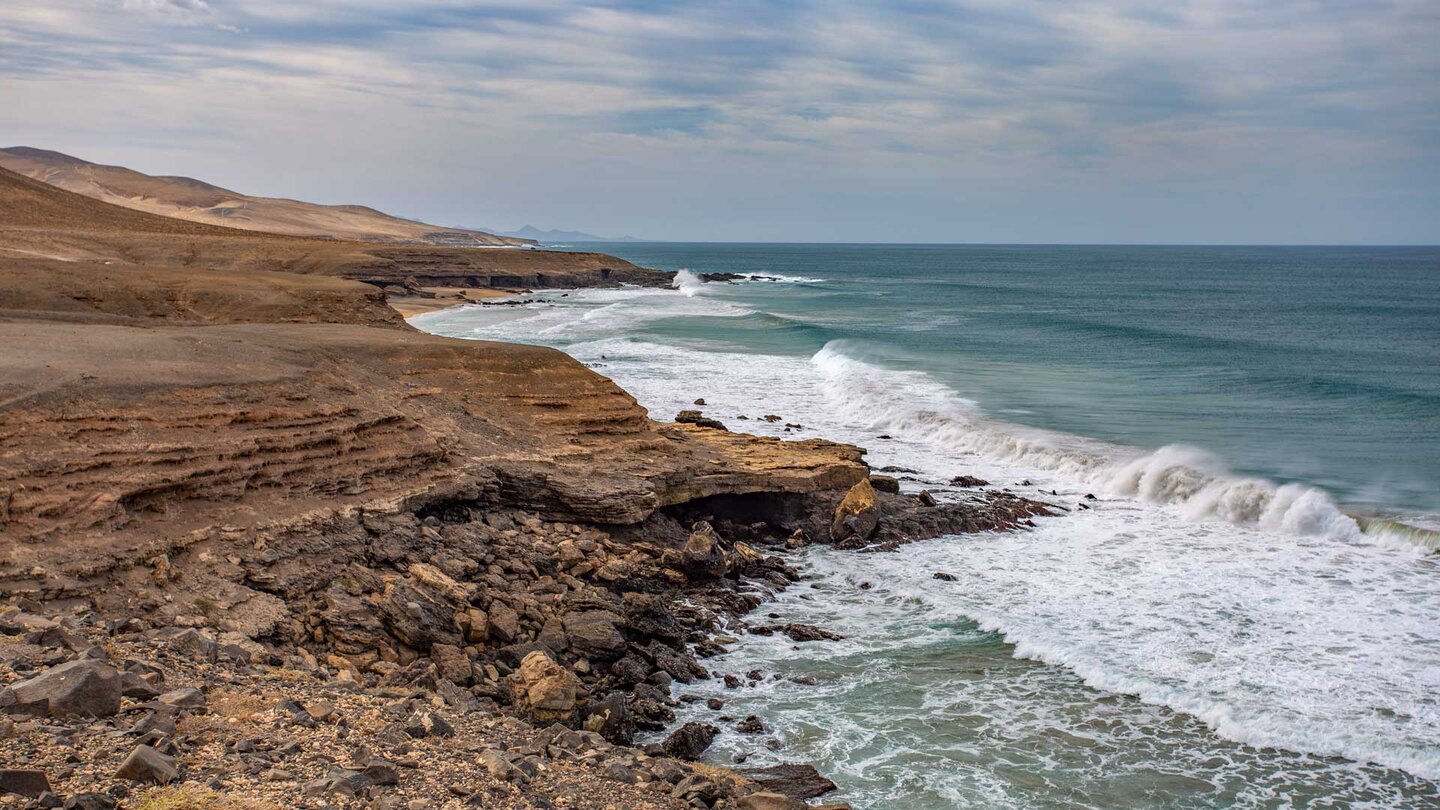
[661,721,718,761]
[0,770,51,798]
[430,643,472,685]
[561,610,627,661]
[10,660,121,718]
[830,479,879,545]
[150,628,218,662]
[119,671,162,700]
[582,691,632,745]
[156,687,206,709]
[378,581,461,650]
[949,475,989,488]
[675,410,728,431]
[487,602,521,644]
[738,793,806,810]
[404,709,455,739]
[741,764,837,799]
[780,624,843,642]
[477,749,530,785]
[62,794,117,810]
[736,715,765,734]
[622,593,684,646]
[869,475,901,493]
[460,607,489,644]
[361,759,400,786]
[682,522,729,578]
[114,745,179,784]
[510,651,581,724]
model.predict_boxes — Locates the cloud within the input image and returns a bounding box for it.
[0,0,1435,241]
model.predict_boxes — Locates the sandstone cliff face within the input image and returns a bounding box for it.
[0,320,865,590]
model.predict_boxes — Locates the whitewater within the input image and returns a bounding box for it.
[414,247,1440,808]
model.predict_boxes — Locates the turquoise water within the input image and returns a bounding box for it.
[575,243,1440,524]
[416,244,1440,808]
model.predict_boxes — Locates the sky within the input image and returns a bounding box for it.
[1,0,1437,243]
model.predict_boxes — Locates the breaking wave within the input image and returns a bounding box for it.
[672,269,706,297]
[810,342,1414,547]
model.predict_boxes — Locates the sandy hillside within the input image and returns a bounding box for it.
[0,146,534,246]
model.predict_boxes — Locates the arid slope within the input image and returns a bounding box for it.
[0,146,533,246]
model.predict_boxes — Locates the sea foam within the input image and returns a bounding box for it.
[415,285,1440,796]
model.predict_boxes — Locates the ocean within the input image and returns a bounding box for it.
[413,243,1440,808]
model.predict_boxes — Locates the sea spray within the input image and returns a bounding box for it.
[672,268,706,297]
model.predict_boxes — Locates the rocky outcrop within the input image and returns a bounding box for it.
[830,478,880,544]
[741,764,838,800]
[5,659,121,718]
[510,651,582,724]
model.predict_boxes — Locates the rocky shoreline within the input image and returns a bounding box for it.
[2,471,1049,810]
[0,165,1054,809]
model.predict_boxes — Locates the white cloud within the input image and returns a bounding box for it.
[0,0,1434,241]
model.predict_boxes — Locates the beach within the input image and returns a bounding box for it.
[390,286,519,319]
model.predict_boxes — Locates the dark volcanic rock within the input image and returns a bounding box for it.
[115,744,179,784]
[561,610,627,661]
[675,410,728,431]
[377,581,461,650]
[753,623,844,643]
[661,721,719,761]
[0,769,51,798]
[949,475,989,488]
[868,475,901,494]
[682,522,730,578]
[9,660,121,718]
[62,794,117,810]
[735,714,765,734]
[740,763,838,799]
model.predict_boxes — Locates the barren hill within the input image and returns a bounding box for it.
[0,146,533,246]
[0,164,669,322]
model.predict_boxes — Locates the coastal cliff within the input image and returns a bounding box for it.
[0,166,1048,810]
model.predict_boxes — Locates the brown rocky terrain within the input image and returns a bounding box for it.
[0,164,1051,810]
[0,147,531,247]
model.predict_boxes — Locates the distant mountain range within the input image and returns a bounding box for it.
[0,146,532,247]
[498,225,645,243]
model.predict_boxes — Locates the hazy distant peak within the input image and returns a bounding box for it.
[504,224,643,242]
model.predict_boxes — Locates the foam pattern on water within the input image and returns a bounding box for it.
[417,287,1440,805]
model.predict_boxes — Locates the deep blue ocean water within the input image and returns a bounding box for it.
[569,243,1440,523]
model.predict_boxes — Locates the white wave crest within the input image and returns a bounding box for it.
[739,273,826,284]
[810,342,1380,544]
[672,269,706,297]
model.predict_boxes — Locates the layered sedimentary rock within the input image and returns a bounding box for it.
[0,320,866,587]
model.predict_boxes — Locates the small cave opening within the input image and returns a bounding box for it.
[661,491,830,544]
